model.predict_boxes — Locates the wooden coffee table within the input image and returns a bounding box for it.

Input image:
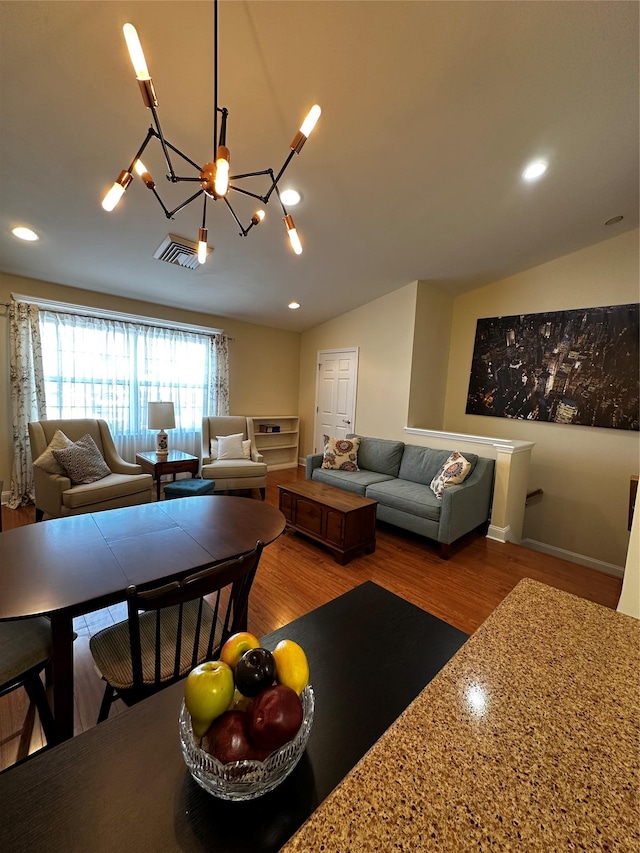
[278,479,377,564]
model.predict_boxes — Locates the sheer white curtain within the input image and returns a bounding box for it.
[8,300,47,508]
[38,309,229,461]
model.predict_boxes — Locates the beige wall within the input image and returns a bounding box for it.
[299,229,639,572]
[407,282,453,429]
[298,283,418,454]
[0,273,301,486]
[443,228,640,571]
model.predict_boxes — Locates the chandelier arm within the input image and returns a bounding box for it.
[149,130,204,174]
[228,185,268,203]
[147,107,180,180]
[265,152,296,202]
[223,197,251,237]
[148,187,173,219]
[271,183,290,217]
[165,188,206,219]
[229,169,273,181]
[126,128,157,174]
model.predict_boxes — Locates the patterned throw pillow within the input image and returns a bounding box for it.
[52,434,111,485]
[430,451,472,499]
[210,438,251,460]
[321,436,360,471]
[33,429,74,475]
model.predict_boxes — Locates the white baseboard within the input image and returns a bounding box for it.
[521,538,624,578]
[487,524,511,543]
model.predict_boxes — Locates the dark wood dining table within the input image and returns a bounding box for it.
[0,496,285,742]
[0,582,468,853]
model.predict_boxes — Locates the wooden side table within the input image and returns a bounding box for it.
[135,451,199,501]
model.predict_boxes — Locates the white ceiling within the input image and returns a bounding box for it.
[1,1,638,333]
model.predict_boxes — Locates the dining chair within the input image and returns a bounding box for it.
[0,617,56,764]
[89,541,265,723]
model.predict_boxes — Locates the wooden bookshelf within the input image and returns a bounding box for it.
[247,416,300,471]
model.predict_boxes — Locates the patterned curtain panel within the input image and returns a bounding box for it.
[8,300,46,508]
[212,334,230,416]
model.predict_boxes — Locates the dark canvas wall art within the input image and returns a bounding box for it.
[466,303,639,431]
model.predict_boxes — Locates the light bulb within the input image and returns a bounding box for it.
[290,105,321,153]
[214,146,230,197]
[284,215,303,255]
[300,105,321,138]
[197,228,208,264]
[123,24,150,80]
[134,159,155,188]
[102,170,132,211]
[251,209,266,226]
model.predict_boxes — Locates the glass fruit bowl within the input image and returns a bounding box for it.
[179,684,314,801]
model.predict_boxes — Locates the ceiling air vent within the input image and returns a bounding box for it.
[153,234,211,269]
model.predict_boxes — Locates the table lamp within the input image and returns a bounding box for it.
[148,401,175,457]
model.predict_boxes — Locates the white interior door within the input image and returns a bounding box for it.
[314,348,359,453]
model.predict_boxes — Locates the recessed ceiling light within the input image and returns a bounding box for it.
[280,189,301,206]
[288,301,301,310]
[12,226,39,241]
[522,160,548,182]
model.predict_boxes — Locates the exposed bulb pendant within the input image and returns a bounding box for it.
[102,1,321,261]
[284,214,303,255]
[214,146,230,197]
[197,227,208,264]
[102,170,132,211]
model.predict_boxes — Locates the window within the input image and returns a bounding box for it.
[38,309,227,460]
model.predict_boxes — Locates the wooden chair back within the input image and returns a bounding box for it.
[126,540,264,693]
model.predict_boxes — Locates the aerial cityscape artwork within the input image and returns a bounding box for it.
[465,303,639,431]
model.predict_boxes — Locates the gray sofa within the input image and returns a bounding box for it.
[306,435,495,557]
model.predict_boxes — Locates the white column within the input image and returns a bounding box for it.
[487,441,535,544]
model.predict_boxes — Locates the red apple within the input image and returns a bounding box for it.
[249,684,303,753]
[220,631,260,670]
[202,710,255,763]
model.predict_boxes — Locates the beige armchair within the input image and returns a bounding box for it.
[201,416,267,499]
[28,418,153,520]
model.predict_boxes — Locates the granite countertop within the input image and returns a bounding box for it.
[281,578,640,852]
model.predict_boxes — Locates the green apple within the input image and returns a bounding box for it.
[220,631,260,670]
[184,660,235,737]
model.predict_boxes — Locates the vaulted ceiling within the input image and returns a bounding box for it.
[1,1,638,332]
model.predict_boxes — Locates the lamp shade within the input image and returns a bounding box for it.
[148,401,176,430]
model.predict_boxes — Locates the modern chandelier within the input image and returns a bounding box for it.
[101,0,321,264]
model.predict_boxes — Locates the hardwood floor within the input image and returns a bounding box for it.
[0,467,622,771]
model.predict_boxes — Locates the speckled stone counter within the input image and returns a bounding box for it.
[281,578,640,851]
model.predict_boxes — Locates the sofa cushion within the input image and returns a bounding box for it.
[321,436,360,471]
[398,444,478,486]
[430,451,472,499]
[62,472,151,509]
[33,429,74,475]
[53,434,111,485]
[365,479,441,522]
[348,435,404,477]
[311,467,394,496]
[201,459,268,480]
